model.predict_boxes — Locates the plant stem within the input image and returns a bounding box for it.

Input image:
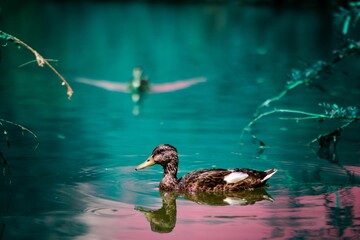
[0,30,74,99]
[0,119,39,149]
[241,108,359,143]
[253,40,360,118]
[308,118,357,146]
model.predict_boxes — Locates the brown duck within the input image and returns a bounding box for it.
[135,144,277,193]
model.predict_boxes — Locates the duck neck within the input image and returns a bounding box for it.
[160,159,179,191]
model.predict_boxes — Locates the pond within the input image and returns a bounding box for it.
[1,1,360,239]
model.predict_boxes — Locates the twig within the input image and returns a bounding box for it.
[0,151,12,180]
[0,119,39,150]
[0,30,74,99]
[244,109,327,135]
[308,118,357,146]
[241,108,359,144]
[18,59,58,68]
[254,77,312,117]
[253,40,360,118]
[0,223,5,240]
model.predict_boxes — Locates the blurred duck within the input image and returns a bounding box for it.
[76,67,206,115]
[128,67,151,103]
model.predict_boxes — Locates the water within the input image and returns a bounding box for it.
[1,1,360,239]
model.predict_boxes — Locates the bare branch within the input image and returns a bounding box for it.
[241,108,359,145]
[0,30,74,99]
[253,40,360,118]
[18,59,58,68]
[308,118,357,146]
[0,119,39,150]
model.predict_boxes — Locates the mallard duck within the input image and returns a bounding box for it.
[76,68,206,115]
[128,67,151,103]
[76,67,206,96]
[135,144,277,193]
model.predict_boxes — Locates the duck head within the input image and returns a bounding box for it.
[132,67,143,82]
[135,144,178,171]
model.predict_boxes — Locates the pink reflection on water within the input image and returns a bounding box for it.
[76,186,360,240]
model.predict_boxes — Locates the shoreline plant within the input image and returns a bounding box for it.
[0,30,73,176]
[241,4,360,157]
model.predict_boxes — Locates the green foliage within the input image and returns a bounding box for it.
[319,103,358,119]
[0,31,21,49]
[334,2,360,35]
[243,4,360,155]
[333,38,360,62]
[287,61,328,86]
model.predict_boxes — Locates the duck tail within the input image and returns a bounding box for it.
[261,169,278,183]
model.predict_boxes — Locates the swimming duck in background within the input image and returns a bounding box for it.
[76,67,206,115]
[135,144,277,193]
[127,67,151,103]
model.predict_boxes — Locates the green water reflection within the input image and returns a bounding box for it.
[0,1,360,239]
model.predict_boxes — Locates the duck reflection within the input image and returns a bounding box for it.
[183,187,273,206]
[76,67,206,115]
[135,191,178,233]
[135,188,273,233]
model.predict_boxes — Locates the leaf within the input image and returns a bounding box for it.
[342,15,352,35]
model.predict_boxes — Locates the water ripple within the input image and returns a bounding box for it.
[83,207,135,218]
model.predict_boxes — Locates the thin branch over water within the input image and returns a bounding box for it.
[0,30,74,99]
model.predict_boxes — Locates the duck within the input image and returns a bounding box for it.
[76,67,206,97]
[76,67,206,116]
[127,67,151,103]
[135,144,277,193]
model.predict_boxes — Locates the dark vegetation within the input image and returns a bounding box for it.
[241,2,360,159]
[0,30,73,176]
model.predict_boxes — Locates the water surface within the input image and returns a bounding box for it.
[0,1,360,239]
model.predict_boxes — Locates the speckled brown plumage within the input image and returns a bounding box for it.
[135,144,277,193]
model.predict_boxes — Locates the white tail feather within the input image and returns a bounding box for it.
[261,169,278,182]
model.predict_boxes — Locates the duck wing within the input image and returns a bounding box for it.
[178,169,232,193]
[179,168,277,193]
[76,77,130,92]
[76,77,206,93]
[150,77,206,93]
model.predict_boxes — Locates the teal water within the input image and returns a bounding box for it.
[1,1,360,239]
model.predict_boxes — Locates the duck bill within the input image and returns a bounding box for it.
[135,156,155,171]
